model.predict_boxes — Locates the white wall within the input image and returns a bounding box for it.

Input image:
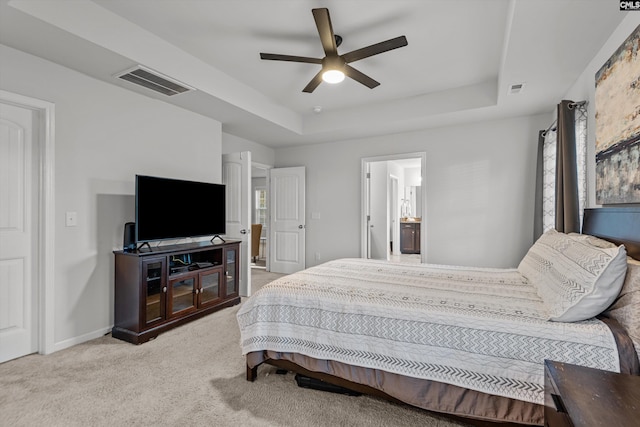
[0,44,223,350]
[275,114,549,268]
[405,167,421,187]
[562,14,640,208]
[222,132,275,166]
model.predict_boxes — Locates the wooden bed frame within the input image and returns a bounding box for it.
[245,207,640,427]
[582,207,640,259]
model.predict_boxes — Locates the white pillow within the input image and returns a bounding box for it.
[518,229,627,322]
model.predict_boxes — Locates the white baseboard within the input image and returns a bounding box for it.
[52,326,112,353]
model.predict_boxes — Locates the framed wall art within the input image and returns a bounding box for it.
[595,25,640,204]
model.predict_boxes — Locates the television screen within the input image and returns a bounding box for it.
[135,175,226,243]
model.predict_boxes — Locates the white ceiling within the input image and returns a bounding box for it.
[0,0,624,148]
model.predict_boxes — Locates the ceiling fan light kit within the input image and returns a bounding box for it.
[321,55,346,83]
[259,8,408,93]
[322,69,345,84]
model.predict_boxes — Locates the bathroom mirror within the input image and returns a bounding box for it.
[403,186,421,218]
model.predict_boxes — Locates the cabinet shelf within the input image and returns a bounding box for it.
[146,294,161,306]
[168,264,219,279]
[171,287,193,299]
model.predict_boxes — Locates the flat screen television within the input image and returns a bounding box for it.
[135,175,226,244]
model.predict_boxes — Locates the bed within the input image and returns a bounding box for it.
[237,208,640,426]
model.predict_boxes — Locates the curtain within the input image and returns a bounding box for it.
[542,128,557,234]
[534,100,587,239]
[555,100,580,233]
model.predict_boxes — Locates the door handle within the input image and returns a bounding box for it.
[240,229,248,234]
[298,225,305,229]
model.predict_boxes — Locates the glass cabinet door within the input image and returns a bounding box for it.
[143,258,165,326]
[199,269,221,307]
[225,247,238,297]
[169,276,196,316]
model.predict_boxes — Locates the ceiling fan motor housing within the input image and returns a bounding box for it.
[322,55,346,72]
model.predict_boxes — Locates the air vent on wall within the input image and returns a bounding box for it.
[115,66,194,96]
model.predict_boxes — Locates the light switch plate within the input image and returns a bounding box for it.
[65,211,77,227]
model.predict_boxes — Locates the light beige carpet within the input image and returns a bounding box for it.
[251,268,286,293]
[0,299,471,426]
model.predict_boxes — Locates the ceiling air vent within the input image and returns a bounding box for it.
[116,66,194,96]
[508,83,525,95]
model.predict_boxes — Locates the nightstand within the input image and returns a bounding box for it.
[544,360,640,426]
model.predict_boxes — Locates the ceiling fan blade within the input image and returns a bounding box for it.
[312,8,337,57]
[260,53,322,64]
[341,35,408,63]
[302,70,324,93]
[343,64,380,89]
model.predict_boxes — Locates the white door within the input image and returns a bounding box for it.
[222,152,252,296]
[270,167,305,274]
[369,162,389,260]
[0,101,38,363]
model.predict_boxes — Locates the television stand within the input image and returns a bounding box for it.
[112,240,240,344]
[211,234,225,243]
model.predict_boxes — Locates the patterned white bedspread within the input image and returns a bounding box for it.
[237,258,621,404]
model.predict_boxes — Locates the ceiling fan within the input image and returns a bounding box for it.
[259,8,408,93]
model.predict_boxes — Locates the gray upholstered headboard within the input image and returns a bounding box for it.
[582,208,640,260]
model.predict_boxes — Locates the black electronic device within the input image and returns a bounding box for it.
[294,374,362,396]
[123,222,136,252]
[135,175,226,245]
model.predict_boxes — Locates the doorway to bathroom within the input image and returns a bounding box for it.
[361,152,426,264]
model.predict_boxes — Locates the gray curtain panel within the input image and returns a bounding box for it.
[533,130,545,241]
[555,100,580,233]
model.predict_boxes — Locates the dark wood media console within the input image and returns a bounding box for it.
[113,240,241,344]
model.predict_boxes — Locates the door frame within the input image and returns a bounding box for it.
[389,175,399,255]
[1,90,55,356]
[361,152,427,263]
